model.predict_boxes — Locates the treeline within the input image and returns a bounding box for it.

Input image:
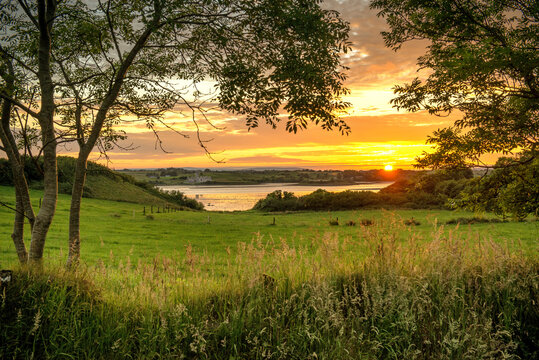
[254,158,539,220]
[0,157,203,210]
[121,167,417,185]
[253,169,472,212]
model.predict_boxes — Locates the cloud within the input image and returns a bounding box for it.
[228,156,317,164]
[325,0,428,91]
[63,2,455,170]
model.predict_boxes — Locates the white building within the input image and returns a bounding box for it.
[185,173,212,184]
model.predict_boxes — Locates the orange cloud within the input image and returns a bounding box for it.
[55,1,463,170]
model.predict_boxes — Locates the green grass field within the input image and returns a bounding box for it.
[1,185,538,359]
[1,185,537,269]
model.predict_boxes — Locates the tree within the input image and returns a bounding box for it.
[456,154,539,219]
[0,0,351,265]
[371,0,538,169]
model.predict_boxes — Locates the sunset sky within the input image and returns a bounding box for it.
[68,0,458,170]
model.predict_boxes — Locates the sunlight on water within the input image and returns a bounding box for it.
[159,182,393,211]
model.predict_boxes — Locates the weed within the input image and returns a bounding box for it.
[360,219,374,226]
[404,217,420,225]
[329,217,339,226]
[1,218,536,359]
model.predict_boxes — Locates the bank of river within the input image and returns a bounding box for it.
[159,182,393,211]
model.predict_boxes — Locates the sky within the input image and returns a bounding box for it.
[68,0,457,170]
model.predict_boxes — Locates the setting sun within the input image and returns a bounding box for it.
[384,164,394,171]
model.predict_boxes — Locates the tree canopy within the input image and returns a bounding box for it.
[0,0,351,265]
[371,0,538,169]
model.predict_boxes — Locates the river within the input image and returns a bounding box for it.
[159,182,393,211]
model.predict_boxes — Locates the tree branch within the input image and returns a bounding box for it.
[0,92,40,119]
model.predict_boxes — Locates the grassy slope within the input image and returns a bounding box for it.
[1,185,537,269]
[83,174,173,206]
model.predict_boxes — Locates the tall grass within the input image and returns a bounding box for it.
[1,218,537,359]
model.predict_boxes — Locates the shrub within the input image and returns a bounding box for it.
[404,218,420,226]
[446,217,508,225]
[360,219,374,226]
[253,190,299,211]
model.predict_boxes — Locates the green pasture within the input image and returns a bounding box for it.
[1,185,538,359]
[1,185,537,270]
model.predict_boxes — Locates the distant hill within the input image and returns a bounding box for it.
[119,167,418,186]
[0,156,203,209]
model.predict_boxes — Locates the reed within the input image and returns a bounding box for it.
[1,217,537,359]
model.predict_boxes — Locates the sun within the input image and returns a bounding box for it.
[384,164,394,171]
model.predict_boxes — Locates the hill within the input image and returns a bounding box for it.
[119,167,417,186]
[0,156,203,209]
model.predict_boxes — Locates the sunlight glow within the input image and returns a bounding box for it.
[384,164,394,171]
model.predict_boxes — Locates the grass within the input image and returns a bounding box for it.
[1,222,538,359]
[0,186,537,269]
[82,174,174,206]
[0,185,538,358]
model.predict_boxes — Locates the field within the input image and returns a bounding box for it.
[1,186,537,268]
[1,185,538,359]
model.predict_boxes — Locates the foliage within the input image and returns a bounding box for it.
[0,0,352,264]
[371,0,539,168]
[252,190,299,211]
[0,157,43,186]
[253,170,473,211]
[154,189,204,211]
[445,217,507,225]
[120,168,416,186]
[456,155,539,220]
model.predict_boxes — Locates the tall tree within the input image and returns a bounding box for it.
[0,0,59,264]
[0,0,351,266]
[371,0,538,168]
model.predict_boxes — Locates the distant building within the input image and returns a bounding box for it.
[185,172,212,184]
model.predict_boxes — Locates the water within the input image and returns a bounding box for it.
[159,182,393,211]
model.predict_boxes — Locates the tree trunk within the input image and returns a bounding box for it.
[65,6,161,267]
[12,187,28,263]
[0,101,33,263]
[28,120,57,264]
[29,0,58,265]
[66,154,87,267]
[0,55,34,263]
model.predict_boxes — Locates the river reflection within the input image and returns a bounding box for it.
[159,182,393,211]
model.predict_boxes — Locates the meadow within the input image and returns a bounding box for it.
[1,186,537,268]
[0,185,538,359]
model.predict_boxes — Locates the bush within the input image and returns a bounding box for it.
[158,190,204,210]
[252,169,477,212]
[360,219,374,226]
[446,217,507,225]
[253,190,299,211]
